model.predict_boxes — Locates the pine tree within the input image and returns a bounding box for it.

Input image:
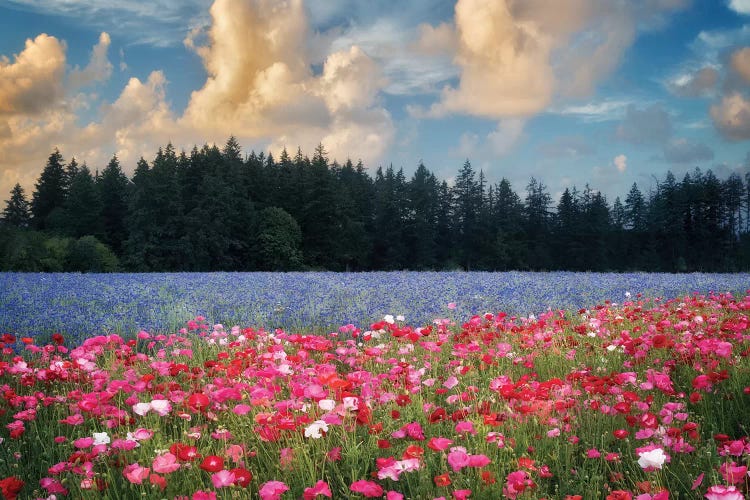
[406,162,439,269]
[31,149,67,230]
[524,177,553,269]
[63,164,103,238]
[453,160,480,270]
[2,184,31,228]
[98,155,130,254]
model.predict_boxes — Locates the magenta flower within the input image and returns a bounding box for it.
[704,485,745,500]
[259,480,290,500]
[447,449,470,472]
[428,437,453,451]
[303,480,333,499]
[192,491,217,500]
[719,462,748,485]
[211,470,236,488]
[350,480,384,497]
[123,463,150,484]
[152,453,181,474]
[39,477,67,495]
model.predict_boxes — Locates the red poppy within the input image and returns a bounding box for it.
[606,491,632,500]
[230,468,253,487]
[403,445,424,459]
[170,443,199,462]
[612,429,629,439]
[187,393,210,412]
[434,473,451,487]
[428,407,447,423]
[199,455,224,473]
[0,476,24,500]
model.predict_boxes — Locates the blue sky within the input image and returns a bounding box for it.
[1,0,750,203]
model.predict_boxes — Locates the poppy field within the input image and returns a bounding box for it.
[0,274,749,499]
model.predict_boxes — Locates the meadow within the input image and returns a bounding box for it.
[1,271,749,343]
[0,272,749,499]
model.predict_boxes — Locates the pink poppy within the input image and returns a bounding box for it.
[303,480,333,499]
[428,437,453,451]
[211,470,236,488]
[192,491,217,500]
[259,480,290,500]
[350,480,384,497]
[704,485,744,500]
[152,453,181,474]
[123,463,150,484]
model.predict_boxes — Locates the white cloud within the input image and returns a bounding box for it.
[614,154,627,173]
[553,99,635,122]
[487,119,525,156]
[5,0,211,47]
[0,1,399,200]
[666,66,718,97]
[181,0,394,163]
[731,46,750,82]
[68,32,113,89]
[0,34,66,117]
[419,0,686,120]
[711,92,750,140]
[728,0,750,15]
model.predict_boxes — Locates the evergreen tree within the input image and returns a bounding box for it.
[31,149,67,230]
[98,155,130,254]
[453,160,481,270]
[405,162,439,269]
[491,178,526,269]
[63,164,103,238]
[524,177,553,269]
[2,184,31,228]
[554,187,583,269]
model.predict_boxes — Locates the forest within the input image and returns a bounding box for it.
[1,137,749,272]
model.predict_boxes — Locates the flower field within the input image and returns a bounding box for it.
[0,281,749,498]
[1,271,749,343]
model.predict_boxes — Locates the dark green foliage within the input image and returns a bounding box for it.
[63,164,102,238]
[2,184,31,228]
[254,207,303,271]
[30,149,67,230]
[5,141,750,272]
[67,235,119,272]
[98,155,130,254]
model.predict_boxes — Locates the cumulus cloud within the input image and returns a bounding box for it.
[182,0,393,163]
[0,34,66,117]
[728,0,750,15]
[451,119,525,161]
[667,66,719,97]
[68,32,113,89]
[710,92,750,140]
[614,154,627,173]
[0,0,401,201]
[414,22,457,56]
[663,138,715,163]
[487,119,525,155]
[616,104,673,145]
[730,47,750,83]
[416,0,686,120]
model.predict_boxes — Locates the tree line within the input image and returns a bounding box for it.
[2,137,750,272]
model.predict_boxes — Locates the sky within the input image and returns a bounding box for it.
[2,0,750,204]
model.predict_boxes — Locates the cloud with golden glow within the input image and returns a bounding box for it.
[416,0,686,120]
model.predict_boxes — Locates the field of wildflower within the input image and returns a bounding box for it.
[0,273,749,499]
